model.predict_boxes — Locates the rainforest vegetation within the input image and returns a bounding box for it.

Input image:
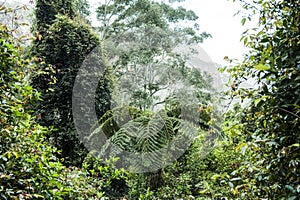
[0,0,299,199]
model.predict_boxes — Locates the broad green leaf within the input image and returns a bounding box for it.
[254,64,270,71]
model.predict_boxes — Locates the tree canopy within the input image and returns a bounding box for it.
[0,0,299,199]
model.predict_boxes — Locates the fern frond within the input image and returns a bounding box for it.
[87,104,218,172]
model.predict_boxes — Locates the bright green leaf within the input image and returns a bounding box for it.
[254,64,270,71]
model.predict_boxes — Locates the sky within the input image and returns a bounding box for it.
[183,0,246,65]
[87,0,249,66]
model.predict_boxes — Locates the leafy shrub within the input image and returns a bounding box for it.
[0,12,113,199]
[212,0,300,199]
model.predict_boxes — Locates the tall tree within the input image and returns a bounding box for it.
[88,0,220,190]
[95,0,213,110]
[31,0,112,166]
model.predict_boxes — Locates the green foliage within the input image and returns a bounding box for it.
[83,154,129,198]
[74,0,91,17]
[0,15,110,199]
[96,0,210,41]
[89,104,214,173]
[35,0,76,29]
[123,136,235,199]
[217,0,300,199]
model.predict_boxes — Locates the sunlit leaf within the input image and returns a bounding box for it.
[254,64,270,71]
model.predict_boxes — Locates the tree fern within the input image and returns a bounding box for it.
[86,105,217,172]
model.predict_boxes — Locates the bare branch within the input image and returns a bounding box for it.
[0,0,7,8]
[278,107,300,119]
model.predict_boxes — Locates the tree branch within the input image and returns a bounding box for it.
[278,107,300,118]
[0,0,7,8]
